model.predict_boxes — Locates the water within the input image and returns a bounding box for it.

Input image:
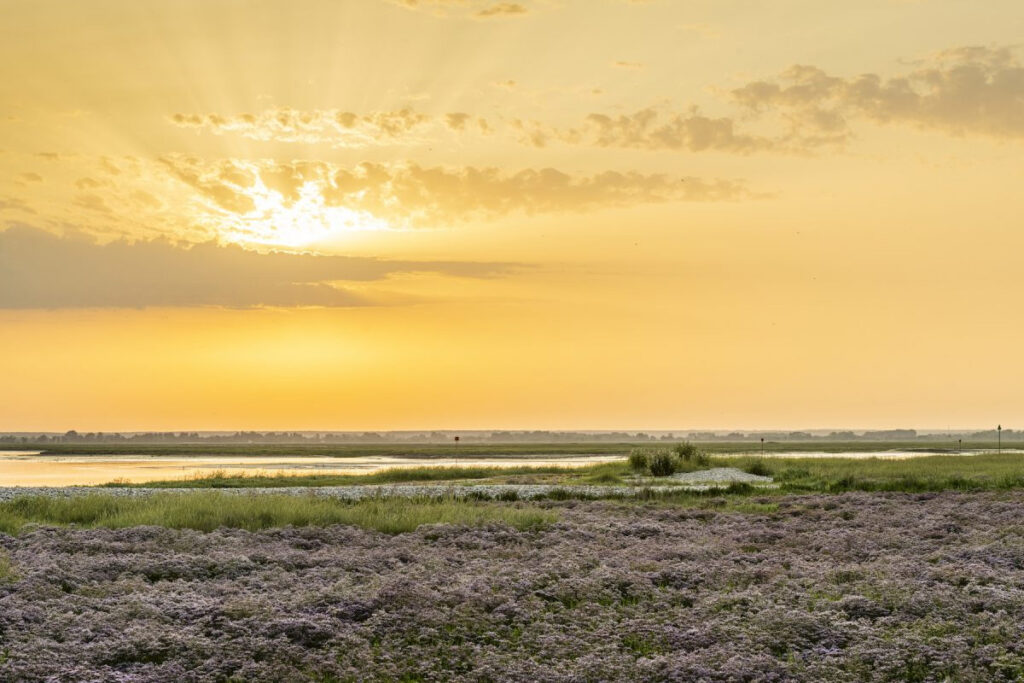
[0,452,624,487]
[0,448,1017,487]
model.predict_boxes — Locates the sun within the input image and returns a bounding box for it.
[219,178,391,249]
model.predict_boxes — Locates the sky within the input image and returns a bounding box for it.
[1,0,1023,432]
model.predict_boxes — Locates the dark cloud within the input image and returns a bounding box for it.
[444,112,472,130]
[732,45,1024,141]
[0,226,516,309]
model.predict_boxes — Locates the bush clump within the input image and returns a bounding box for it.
[630,444,709,477]
[673,442,709,466]
[648,452,678,477]
[628,450,651,473]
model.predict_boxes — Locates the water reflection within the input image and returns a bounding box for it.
[0,449,1016,487]
[0,453,624,487]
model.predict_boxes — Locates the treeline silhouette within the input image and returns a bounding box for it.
[0,428,1018,445]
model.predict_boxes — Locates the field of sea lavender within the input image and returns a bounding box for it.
[3,492,1024,681]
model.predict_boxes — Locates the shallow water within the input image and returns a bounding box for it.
[0,448,1017,487]
[0,453,625,487]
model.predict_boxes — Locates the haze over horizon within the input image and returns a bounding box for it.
[2,0,1023,432]
[0,424,1017,439]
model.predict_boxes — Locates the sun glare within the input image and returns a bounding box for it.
[220,179,392,249]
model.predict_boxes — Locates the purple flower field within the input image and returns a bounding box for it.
[2,491,1024,681]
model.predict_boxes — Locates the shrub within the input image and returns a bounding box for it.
[628,450,651,473]
[673,441,709,465]
[649,452,678,477]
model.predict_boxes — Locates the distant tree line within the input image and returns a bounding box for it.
[0,428,1019,445]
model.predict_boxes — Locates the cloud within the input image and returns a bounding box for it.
[72,193,113,214]
[524,108,776,153]
[386,0,529,18]
[167,105,774,154]
[74,177,106,190]
[677,23,720,39]
[731,45,1024,141]
[161,156,750,228]
[444,112,472,130]
[476,3,527,17]
[0,197,36,214]
[0,225,515,309]
[170,108,435,146]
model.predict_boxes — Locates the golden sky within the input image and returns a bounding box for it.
[2,0,1023,431]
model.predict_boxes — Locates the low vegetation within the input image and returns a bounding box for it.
[0,551,17,583]
[102,464,588,489]
[628,442,710,477]
[99,451,1024,497]
[2,492,1024,680]
[726,452,1024,493]
[0,493,556,535]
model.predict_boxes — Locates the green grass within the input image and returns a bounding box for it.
[698,440,1022,455]
[0,493,557,535]
[101,461,635,489]
[0,552,16,583]
[4,454,1024,537]
[714,453,1024,493]
[101,452,1024,496]
[102,464,605,489]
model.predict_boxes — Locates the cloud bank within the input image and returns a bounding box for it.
[0,226,514,309]
[732,45,1024,141]
[170,108,436,147]
[168,46,1023,155]
[162,157,749,228]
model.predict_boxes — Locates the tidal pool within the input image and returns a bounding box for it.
[0,448,1013,487]
[0,452,625,487]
